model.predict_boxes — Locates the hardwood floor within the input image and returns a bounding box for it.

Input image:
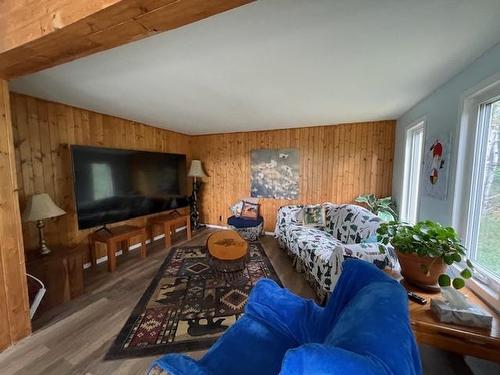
[0,229,315,375]
[0,228,494,374]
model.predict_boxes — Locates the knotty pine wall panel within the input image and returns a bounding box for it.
[0,81,31,351]
[10,93,191,260]
[11,92,395,255]
[191,121,395,231]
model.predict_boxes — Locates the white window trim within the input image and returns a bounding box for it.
[400,119,425,224]
[454,72,500,314]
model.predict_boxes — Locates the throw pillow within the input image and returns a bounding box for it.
[229,201,244,217]
[240,201,260,220]
[229,197,259,217]
[302,205,326,227]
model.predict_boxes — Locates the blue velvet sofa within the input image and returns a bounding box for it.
[147,259,422,375]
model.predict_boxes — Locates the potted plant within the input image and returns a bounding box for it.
[376,220,473,290]
[355,194,399,222]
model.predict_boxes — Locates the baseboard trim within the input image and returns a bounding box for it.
[203,224,228,229]
[203,224,274,237]
[83,226,187,269]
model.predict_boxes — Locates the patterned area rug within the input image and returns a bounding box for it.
[106,242,281,359]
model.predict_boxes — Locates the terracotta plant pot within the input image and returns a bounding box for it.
[396,250,447,291]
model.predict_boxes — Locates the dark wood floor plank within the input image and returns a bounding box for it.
[0,229,314,374]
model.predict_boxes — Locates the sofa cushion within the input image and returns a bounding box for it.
[294,231,341,267]
[285,227,343,290]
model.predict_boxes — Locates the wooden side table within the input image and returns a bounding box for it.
[387,270,500,362]
[408,283,499,362]
[26,244,87,317]
[149,213,191,248]
[89,225,147,272]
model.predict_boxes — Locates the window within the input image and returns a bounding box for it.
[456,77,500,312]
[466,98,500,282]
[401,121,424,224]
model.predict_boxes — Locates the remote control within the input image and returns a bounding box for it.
[407,291,427,305]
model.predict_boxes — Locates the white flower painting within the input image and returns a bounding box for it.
[250,149,299,199]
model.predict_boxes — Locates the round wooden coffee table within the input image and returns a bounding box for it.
[207,230,249,273]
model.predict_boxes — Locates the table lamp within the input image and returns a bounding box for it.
[188,160,207,229]
[23,193,66,255]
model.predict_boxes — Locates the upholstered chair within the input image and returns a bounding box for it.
[147,259,422,375]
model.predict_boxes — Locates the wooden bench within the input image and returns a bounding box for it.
[149,212,191,248]
[89,225,147,272]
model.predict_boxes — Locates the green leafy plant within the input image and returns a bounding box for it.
[355,194,399,222]
[377,220,474,289]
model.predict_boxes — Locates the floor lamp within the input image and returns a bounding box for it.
[188,160,207,230]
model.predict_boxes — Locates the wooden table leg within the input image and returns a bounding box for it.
[148,223,154,242]
[121,239,130,255]
[164,222,172,249]
[89,237,97,268]
[186,217,192,240]
[107,240,117,272]
[140,231,147,258]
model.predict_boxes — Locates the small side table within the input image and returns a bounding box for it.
[149,213,191,248]
[26,244,87,317]
[206,230,249,272]
[89,225,147,272]
[386,270,500,362]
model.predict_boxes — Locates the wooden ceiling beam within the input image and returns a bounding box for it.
[0,0,254,79]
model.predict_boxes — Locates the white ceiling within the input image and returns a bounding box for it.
[10,0,500,135]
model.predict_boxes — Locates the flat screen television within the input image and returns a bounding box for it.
[71,145,188,229]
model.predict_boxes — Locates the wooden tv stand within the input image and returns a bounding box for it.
[89,225,147,272]
[148,212,191,248]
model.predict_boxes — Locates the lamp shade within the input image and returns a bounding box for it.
[22,193,66,222]
[188,160,207,178]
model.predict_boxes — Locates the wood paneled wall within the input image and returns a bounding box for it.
[191,121,395,231]
[10,94,395,253]
[10,93,191,260]
[0,81,31,351]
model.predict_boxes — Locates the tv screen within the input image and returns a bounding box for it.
[71,145,188,229]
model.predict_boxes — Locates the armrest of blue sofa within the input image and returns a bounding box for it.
[245,279,324,344]
[148,354,209,375]
[280,343,383,375]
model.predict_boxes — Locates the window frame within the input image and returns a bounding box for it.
[454,74,500,313]
[401,119,425,224]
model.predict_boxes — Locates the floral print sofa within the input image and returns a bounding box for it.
[275,203,398,301]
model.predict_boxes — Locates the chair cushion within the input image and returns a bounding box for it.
[227,215,263,228]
